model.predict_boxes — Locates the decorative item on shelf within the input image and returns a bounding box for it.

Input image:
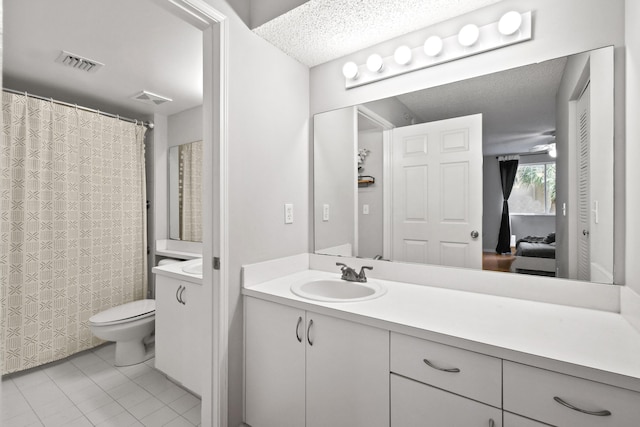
[357,148,370,173]
[358,175,375,187]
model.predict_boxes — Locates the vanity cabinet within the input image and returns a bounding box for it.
[503,413,553,427]
[391,374,502,427]
[390,332,502,426]
[503,361,640,427]
[155,275,203,395]
[244,297,389,427]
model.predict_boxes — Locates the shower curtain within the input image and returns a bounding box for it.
[0,92,147,374]
[178,141,203,242]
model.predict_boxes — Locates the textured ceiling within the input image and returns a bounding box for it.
[4,0,202,119]
[253,0,503,67]
[390,57,568,155]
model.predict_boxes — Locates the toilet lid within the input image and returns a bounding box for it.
[89,299,155,325]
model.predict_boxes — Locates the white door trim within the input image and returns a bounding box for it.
[152,1,229,426]
[356,106,395,260]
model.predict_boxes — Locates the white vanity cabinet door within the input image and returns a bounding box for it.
[155,275,184,383]
[244,298,389,427]
[306,311,389,427]
[391,374,502,427]
[504,361,640,427]
[244,297,306,427]
[504,412,555,426]
[155,275,202,395]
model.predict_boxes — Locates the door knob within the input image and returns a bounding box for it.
[471,230,479,239]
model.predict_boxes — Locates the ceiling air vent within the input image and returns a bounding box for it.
[131,91,173,106]
[55,50,104,73]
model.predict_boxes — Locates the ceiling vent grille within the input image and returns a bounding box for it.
[55,50,104,73]
[131,91,173,106]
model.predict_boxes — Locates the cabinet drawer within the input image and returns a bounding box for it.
[390,332,501,407]
[504,361,640,427]
[504,412,554,427]
[391,374,501,427]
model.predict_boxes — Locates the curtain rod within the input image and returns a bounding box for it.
[495,152,552,159]
[3,88,154,129]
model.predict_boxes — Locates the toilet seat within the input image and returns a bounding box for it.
[89,299,156,326]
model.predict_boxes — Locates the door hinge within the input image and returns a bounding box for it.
[213,257,220,270]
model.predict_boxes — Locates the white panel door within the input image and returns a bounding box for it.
[392,114,483,268]
[306,312,389,427]
[244,298,306,427]
[577,83,591,281]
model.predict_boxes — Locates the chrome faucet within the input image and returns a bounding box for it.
[336,262,373,283]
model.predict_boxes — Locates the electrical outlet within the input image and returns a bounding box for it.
[323,204,330,221]
[363,204,369,215]
[284,203,294,224]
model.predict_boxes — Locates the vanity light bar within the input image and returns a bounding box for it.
[343,11,532,89]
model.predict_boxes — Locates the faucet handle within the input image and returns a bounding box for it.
[336,262,348,271]
[357,266,373,281]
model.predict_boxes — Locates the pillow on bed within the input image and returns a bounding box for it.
[543,232,556,244]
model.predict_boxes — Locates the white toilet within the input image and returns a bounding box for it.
[89,299,156,366]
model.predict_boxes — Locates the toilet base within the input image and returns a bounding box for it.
[114,338,155,367]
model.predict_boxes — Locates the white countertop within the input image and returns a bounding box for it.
[152,258,203,285]
[243,269,640,392]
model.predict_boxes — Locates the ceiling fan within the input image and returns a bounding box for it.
[528,130,557,157]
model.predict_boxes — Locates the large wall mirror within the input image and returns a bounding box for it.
[314,46,615,284]
[169,140,203,242]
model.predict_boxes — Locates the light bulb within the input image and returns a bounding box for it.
[423,36,443,57]
[394,46,412,65]
[458,24,480,47]
[342,62,359,80]
[366,54,384,73]
[498,11,523,36]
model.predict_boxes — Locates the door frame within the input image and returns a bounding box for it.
[151,1,229,426]
[356,106,395,259]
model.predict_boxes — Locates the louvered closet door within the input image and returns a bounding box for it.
[577,83,591,281]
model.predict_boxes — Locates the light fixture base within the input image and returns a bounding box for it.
[344,11,532,89]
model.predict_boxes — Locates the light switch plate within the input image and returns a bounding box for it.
[284,203,294,224]
[323,204,330,221]
[363,204,369,215]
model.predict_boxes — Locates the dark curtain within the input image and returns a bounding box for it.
[496,158,519,254]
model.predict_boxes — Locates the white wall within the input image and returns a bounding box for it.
[208,3,310,426]
[168,105,203,147]
[314,107,357,253]
[626,0,640,294]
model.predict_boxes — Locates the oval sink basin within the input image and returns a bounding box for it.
[182,261,202,275]
[291,279,386,302]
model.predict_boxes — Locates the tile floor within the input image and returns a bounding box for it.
[1,343,201,427]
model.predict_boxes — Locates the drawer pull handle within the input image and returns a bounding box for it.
[553,396,612,417]
[422,358,461,373]
[295,316,303,343]
[488,419,495,427]
[307,319,314,346]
